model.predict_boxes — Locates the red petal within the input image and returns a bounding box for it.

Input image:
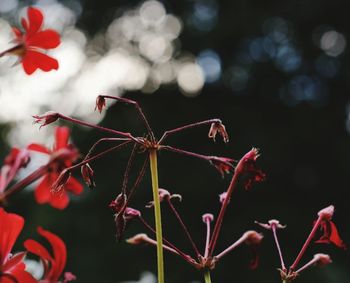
[22,50,58,75]
[21,18,29,32]
[37,227,67,282]
[34,175,53,204]
[12,27,22,39]
[54,127,70,151]
[27,143,51,154]
[49,192,69,210]
[66,177,83,195]
[2,252,25,272]
[4,261,37,283]
[26,30,60,49]
[24,239,53,261]
[26,7,43,35]
[329,221,346,249]
[0,208,24,265]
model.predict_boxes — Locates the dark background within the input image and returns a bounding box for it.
[3,0,350,282]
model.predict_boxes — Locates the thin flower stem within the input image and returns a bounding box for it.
[1,149,28,190]
[290,217,322,271]
[0,165,47,202]
[215,233,246,259]
[204,219,211,258]
[203,270,212,283]
[158,119,222,144]
[65,141,132,172]
[122,144,138,193]
[208,172,240,256]
[84,138,131,160]
[161,145,215,164]
[99,95,155,140]
[272,225,286,270]
[295,257,318,274]
[139,216,198,268]
[126,156,148,204]
[140,235,181,255]
[149,149,165,283]
[167,199,201,258]
[56,113,140,143]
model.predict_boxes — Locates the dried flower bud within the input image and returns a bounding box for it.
[318,205,334,221]
[126,233,149,245]
[208,121,229,143]
[255,219,286,230]
[33,111,59,128]
[313,253,332,267]
[146,188,182,208]
[51,170,71,193]
[125,207,141,219]
[81,163,95,189]
[236,148,265,190]
[243,230,264,245]
[202,213,214,223]
[95,95,106,113]
[210,156,235,178]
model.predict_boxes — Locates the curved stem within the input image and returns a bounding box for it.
[149,149,164,283]
[204,270,212,283]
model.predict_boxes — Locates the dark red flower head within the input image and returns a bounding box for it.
[24,226,76,283]
[0,208,37,283]
[235,148,266,190]
[81,163,96,189]
[315,219,346,249]
[109,193,141,241]
[95,96,106,113]
[33,111,59,128]
[208,121,229,143]
[209,156,235,178]
[8,7,61,75]
[28,127,83,210]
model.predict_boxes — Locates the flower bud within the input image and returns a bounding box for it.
[81,163,95,189]
[126,233,149,245]
[318,205,334,221]
[33,111,59,128]
[95,95,106,113]
[243,230,264,245]
[208,121,229,143]
[255,219,286,230]
[202,213,214,223]
[51,170,71,193]
[313,253,332,266]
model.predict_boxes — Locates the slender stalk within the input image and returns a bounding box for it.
[167,199,201,258]
[271,225,286,270]
[204,218,211,258]
[203,270,212,283]
[215,233,246,259]
[99,95,155,140]
[289,217,322,270]
[208,172,239,256]
[158,119,222,144]
[149,149,164,283]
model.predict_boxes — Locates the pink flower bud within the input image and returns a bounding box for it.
[243,230,264,245]
[255,219,286,230]
[313,253,332,266]
[126,233,149,245]
[202,213,214,223]
[33,111,59,128]
[146,188,182,208]
[219,192,229,204]
[317,205,334,221]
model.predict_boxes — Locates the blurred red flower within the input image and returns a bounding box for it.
[3,7,61,75]
[24,227,76,283]
[28,127,83,210]
[0,207,37,283]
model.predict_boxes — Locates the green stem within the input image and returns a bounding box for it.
[204,270,212,283]
[149,149,164,283]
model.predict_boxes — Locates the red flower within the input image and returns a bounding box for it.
[315,220,346,249]
[24,227,76,283]
[28,127,83,210]
[2,7,60,75]
[0,207,37,283]
[235,148,265,190]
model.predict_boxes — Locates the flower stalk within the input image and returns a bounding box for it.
[204,270,212,283]
[149,149,165,283]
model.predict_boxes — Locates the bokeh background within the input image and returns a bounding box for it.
[1,0,350,282]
